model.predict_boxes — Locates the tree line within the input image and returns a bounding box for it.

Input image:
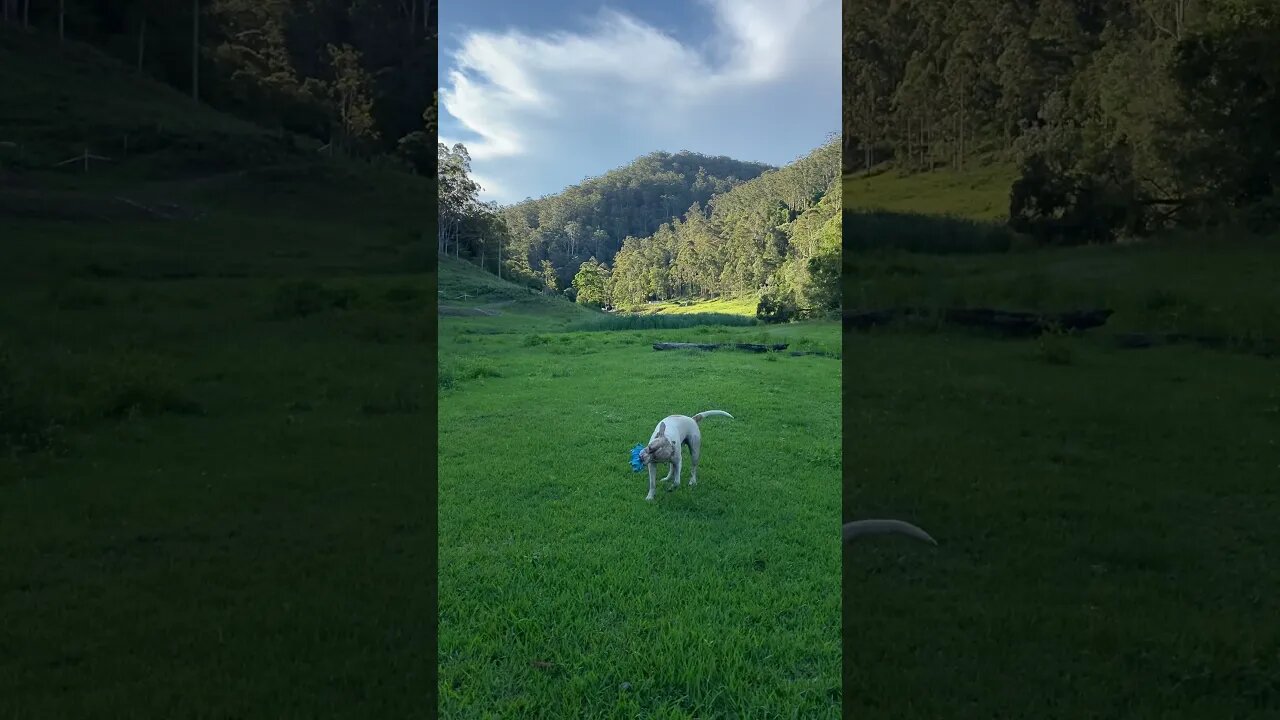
[437,138,842,319]
[604,139,841,317]
[2,0,437,169]
[843,0,1279,241]
[498,151,775,291]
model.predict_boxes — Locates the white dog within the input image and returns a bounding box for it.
[843,519,936,545]
[637,410,733,501]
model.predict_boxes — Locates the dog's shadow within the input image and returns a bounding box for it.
[649,485,730,520]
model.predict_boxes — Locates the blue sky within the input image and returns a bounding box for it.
[438,0,840,205]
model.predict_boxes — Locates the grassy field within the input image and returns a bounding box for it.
[1,29,436,717]
[0,195,437,718]
[846,234,1280,342]
[843,167,1280,717]
[437,269,843,717]
[843,161,1017,222]
[633,295,760,317]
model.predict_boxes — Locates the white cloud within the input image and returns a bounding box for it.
[438,0,839,203]
[468,172,506,202]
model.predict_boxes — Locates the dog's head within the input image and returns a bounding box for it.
[638,421,676,464]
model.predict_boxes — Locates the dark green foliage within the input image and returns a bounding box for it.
[844,0,1280,239]
[571,257,610,307]
[499,151,775,289]
[1008,152,1139,244]
[0,0,434,165]
[610,140,843,312]
[755,293,798,324]
[442,136,839,315]
[1168,4,1280,211]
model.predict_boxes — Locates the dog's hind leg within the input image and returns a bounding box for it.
[659,461,674,485]
[687,435,701,487]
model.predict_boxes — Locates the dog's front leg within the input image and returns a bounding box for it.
[645,463,657,502]
[670,453,682,490]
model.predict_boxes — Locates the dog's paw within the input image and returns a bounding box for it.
[644,494,655,501]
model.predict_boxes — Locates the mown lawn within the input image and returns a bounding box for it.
[437,305,842,717]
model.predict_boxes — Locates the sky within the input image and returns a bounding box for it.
[438,0,840,205]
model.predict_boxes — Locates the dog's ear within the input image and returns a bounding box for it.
[657,421,666,436]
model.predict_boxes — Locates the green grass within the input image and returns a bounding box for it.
[0,27,308,179]
[845,332,1280,718]
[438,304,842,716]
[843,161,1017,222]
[844,228,1280,716]
[0,204,436,716]
[635,295,761,317]
[845,233,1280,342]
[843,210,1016,255]
[0,28,437,713]
[567,294,763,332]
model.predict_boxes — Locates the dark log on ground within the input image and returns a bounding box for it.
[1113,333,1277,357]
[843,308,903,330]
[844,307,1113,336]
[653,342,788,353]
[942,307,1113,336]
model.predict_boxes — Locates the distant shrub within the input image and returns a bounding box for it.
[756,293,798,323]
[459,361,501,380]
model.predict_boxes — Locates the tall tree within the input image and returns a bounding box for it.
[191,0,200,100]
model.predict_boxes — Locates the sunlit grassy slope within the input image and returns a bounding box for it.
[843,161,1016,221]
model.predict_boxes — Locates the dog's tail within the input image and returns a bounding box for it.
[692,410,733,423]
[843,519,937,545]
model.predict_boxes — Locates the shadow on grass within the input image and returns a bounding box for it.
[844,210,1015,254]
[569,313,760,332]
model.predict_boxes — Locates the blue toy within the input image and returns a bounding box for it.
[629,443,645,472]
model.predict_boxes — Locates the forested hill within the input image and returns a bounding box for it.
[497,151,775,290]
[1,1,436,172]
[843,0,1279,241]
[603,138,841,315]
